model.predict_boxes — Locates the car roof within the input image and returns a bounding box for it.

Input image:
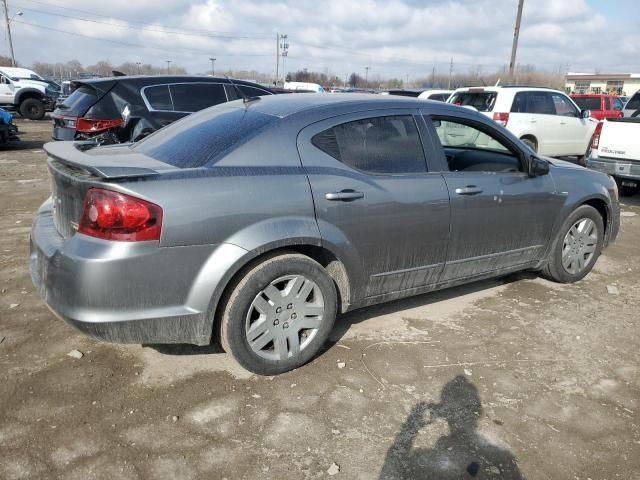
[0,66,41,78]
[570,93,613,97]
[241,93,461,119]
[73,75,271,89]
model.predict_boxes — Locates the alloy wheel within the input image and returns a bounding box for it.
[561,218,598,275]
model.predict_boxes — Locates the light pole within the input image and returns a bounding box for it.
[165,60,172,75]
[209,57,216,76]
[364,66,370,89]
[2,2,22,67]
[135,62,141,75]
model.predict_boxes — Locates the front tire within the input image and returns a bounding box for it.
[19,98,46,120]
[541,205,604,283]
[219,253,337,375]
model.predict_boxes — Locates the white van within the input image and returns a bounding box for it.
[283,81,325,93]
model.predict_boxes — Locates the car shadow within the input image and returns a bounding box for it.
[145,271,537,358]
[1,139,47,150]
[620,194,640,207]
[327,270,537,346]
[379,375,523,479]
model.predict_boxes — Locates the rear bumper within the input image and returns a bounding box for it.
[586,156,640,180]
[29,199,247,345]
[51,125,76,141]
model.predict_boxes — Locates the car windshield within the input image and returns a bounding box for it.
[626,93,640,111]
[133,104,277,168]
[573,97,601,110]
[449,91,497,112]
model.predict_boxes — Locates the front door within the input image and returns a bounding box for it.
[550,92,593,156]
[297,110,451,300]
[0,75,15,104]
[426,114,564,282]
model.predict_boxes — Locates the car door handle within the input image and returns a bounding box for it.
[455,186,483,196]
[325,190,365,201]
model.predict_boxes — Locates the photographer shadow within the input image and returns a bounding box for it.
[379,375,522,479]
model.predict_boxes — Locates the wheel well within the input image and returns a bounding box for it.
[582,198,608,235]
[17,91,44,104]
[520,134,537,148]
[214,245,351,327]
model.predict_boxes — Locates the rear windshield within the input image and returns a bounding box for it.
[626,92,640,111]
[449,92,497,112]
[133,105,276,168]
[57,86,98,116]
[573,97,601,111]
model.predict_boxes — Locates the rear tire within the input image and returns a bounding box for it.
[541,205,604,283]
[19,98,46,120]
[219,253,337,375]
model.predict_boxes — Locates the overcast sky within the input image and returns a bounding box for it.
[7,0,640,79]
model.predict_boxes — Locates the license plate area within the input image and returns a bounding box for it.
[620,179,638,188]
[616,164,632,175]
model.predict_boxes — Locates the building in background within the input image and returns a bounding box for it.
[565,73,640,96]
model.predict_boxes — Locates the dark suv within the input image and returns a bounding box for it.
[52,76,274,144]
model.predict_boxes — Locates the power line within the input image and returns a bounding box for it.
[13,19,274,57]
[14,0,273,38]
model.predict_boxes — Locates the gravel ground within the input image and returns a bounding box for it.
[1,119,639,480]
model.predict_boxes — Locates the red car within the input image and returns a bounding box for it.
[570,94,624,120]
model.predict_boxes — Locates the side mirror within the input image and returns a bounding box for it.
[581,109,591,119]
[528,155,549,177]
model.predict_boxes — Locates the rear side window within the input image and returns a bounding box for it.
[143,85,172,111]
[613,97,623,110]
[626,92,640,111]
[58,85,98,116]
[238,85,272,97]
[573,97,601,111]
[311,115,427,174]
[511,92,555,115]
[133,106,276,168]
[449,92,497,112]
[170,83,227,112]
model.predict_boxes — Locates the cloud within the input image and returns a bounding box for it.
[8,0,639,77]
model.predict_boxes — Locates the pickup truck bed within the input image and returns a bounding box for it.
[586,117,640,195]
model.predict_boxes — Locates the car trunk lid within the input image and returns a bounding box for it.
[45,141,178,239]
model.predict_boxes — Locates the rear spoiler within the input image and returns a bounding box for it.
[44,141,175,179]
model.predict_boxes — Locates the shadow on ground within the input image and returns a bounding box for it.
[379,375,522,479]
[145,271,536,358]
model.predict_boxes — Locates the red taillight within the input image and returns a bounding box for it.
[76,117,123,133]
[78,188,162,241]
[590,122,604,150]
[493,112,509,127]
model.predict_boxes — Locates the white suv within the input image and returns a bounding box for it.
[448,86,598,157]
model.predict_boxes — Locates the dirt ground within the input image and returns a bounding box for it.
[1,119,639,480]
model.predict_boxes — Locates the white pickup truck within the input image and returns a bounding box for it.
[586,117,640,196]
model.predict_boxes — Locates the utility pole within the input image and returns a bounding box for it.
[431,66,436,87]
[209,57,216,76]
[279,34,289,85]
[165,60,172,75]
[2,0,16,67]
[508,0,525,83]
[136,62,141,75]
[364,66,370,88]
[275,32,279,86]
[447,58,453,89]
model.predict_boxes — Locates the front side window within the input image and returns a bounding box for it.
[311,115,427,174]
[170,83,227,112]
[551,93,579,117]
[431,117,523,173]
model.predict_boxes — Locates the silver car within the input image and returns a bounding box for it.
[30,94,620,374]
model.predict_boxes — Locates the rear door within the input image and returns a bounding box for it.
[509,91,559,154]
[297,109,451,300]
[0,74,15,104]
[424,112,564,281]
